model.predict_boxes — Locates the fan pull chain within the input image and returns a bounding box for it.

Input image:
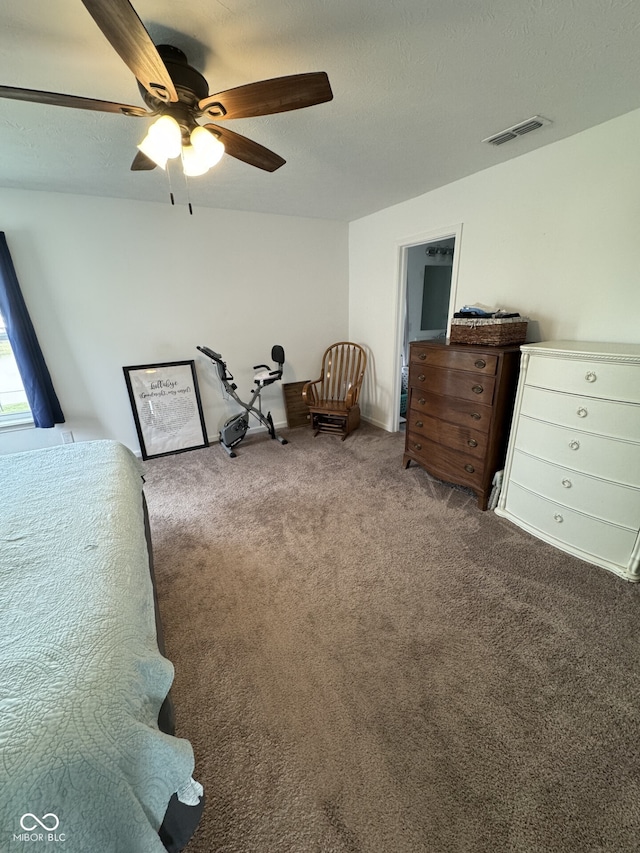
[184,173,194,215]
[166,162,175,206]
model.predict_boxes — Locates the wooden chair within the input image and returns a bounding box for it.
[302,342,367,440]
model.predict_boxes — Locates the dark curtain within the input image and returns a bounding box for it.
[0,232,64,428]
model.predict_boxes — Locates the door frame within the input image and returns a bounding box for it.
[392,223,463,432]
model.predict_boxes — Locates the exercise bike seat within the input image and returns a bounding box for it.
[252,345,285,387]
[253,368,282,387]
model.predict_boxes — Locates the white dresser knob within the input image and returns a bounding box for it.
[585,371,597,383]
[569,440,580,450]
[554,513,564,523]
[577,407,588,418]
[562,478,572,488]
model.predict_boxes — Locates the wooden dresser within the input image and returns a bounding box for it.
[496,341,640,581]
[402,340,521,509]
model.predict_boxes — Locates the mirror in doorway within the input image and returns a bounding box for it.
[401,236,456,424]
[421,265,452,333]
[405,237,455,345]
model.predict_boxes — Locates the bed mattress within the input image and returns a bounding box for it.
[0,440,199,852]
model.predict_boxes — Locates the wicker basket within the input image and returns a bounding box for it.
[449,316,528,346]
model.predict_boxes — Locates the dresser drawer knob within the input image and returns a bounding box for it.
[414,443,422,451]
[585,371,597,383]
[467,439,478,447]
[562,478,572,489]
[471,412,481,420]
[474,359,486,369]
[554,513,564,523]
[464,464,475,473]
[418,352,427,360]
[577,407,588,418]
[419,398,426,405]
[418,374,425,382]
[472,385,484,395]
[416,420,423,428]
[569,440,580,451]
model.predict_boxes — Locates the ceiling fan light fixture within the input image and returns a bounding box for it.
[137,115,182,168]
[181,143,210,177]
[181,126,225,176]
[191,126,225,167]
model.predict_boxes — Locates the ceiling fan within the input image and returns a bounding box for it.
[0,0,333,176]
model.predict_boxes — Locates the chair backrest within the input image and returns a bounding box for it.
[318,342,367,404]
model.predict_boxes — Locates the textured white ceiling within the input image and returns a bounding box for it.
[1,0,640,221]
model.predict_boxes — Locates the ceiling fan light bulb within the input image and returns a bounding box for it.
[150,115,182,159]
[182,144,210,177]
[190,126,225,167]
[137,132,168,169]
[137,115,182,168]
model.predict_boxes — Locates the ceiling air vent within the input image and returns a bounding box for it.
[483,115,552,146]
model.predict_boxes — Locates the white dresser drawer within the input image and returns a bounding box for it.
[498,341,640,580]
[504,483,637,568]
[514,416,640,486]
[509,450,640,529]
[520,386,640,442]
[525,356,640,404]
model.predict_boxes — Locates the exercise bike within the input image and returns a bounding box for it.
[197,344,289,457]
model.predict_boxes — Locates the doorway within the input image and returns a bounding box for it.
[395,226,462,431]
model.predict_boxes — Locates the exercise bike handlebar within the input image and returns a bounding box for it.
[197,345,223,363]
[198,344,284,386]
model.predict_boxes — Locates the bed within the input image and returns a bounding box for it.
[0,440,203,852]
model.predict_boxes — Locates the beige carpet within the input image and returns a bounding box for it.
[142,423,640,853]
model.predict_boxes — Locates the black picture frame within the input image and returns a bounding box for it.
[123,360,209,460]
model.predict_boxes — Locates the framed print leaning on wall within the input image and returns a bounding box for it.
[123,360,209,460]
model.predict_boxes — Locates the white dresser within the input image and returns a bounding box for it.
[496,341,640,581]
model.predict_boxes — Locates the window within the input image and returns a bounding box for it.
[0,232,64,429]
[0,312,33,427]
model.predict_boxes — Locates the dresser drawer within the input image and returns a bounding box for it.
[406,432,485,489]
[525,356,640,404]
[405,341,520,510]
[520,386,640,442]
[410,365,496,405]
[407,412,487,457]
[509,450,640,529]
[410,346,498,375]
[409,389,492,434]
[513,416,640,487]
[504,483,637,568]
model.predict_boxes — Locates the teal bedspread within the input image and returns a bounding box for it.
[0,441,197,852]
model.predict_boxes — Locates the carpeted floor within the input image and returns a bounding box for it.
[142,423,640,853]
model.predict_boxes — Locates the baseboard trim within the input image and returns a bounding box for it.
[361,416,392,432]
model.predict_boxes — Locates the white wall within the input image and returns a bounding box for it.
[349,108,640,431]
[4,106,640,454]
[0,190,348,454]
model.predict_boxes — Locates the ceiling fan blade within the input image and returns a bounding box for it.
[131,150,157,171]
[0,85,149,116]
[204,124,286,172]
[199,72,333,120]
[80,0,178,103]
